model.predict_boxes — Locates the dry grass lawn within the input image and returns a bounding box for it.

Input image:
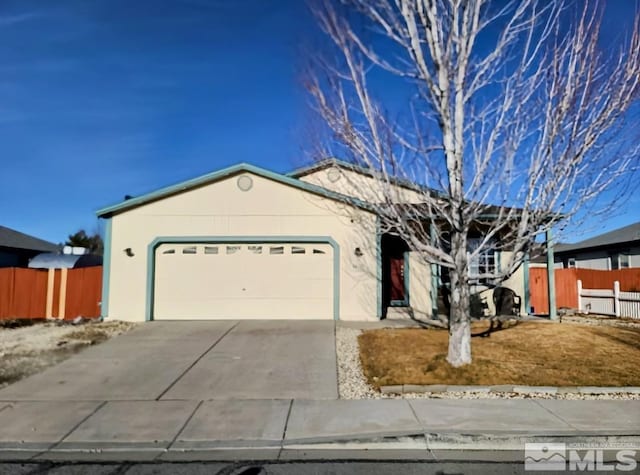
[0,320,137,389]
[359,321,640,388]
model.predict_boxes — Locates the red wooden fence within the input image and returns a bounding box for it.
[0,266,102,320]
[529,267,640,314]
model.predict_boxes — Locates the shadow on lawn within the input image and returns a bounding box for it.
[594,327,640,351]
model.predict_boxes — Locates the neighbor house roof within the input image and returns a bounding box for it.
[96,163,376,217]
[0,225,58,253]
[28,253,102,269]
[555,222,640,254]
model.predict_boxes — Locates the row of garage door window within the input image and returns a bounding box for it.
[161,245,328,256]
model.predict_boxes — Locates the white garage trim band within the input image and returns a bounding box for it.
[145,236,341,321]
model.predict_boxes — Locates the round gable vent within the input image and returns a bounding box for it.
[237,174,253,191]
[327,168,341,183]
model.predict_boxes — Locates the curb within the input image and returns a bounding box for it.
[379,385,640,395]
[4,434,638,462]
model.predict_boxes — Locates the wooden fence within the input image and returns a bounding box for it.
[0,266,102,320]
[529,267,640,316]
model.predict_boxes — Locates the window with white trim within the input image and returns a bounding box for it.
[467,237,497,278]
[620,253,630,269]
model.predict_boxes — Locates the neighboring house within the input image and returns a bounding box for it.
[97,160,527,322]
[0,225,59,268]
[28,253,103,269]
[552,222,640,270]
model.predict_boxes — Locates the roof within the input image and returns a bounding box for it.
[288,158,438,196]
[28,253,102,269]
[555,222,640,254]
[96,163,375,217]
[0,226,58,253]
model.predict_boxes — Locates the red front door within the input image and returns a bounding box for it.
[390,256,405,302]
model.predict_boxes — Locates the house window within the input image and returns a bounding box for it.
[611,252,629,270]
[567,257,576,268]
[620,253,630,269]
[467,237,497,278]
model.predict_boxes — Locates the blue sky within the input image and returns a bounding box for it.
[0,0,638,245]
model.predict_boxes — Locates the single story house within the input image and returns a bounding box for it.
[97,160,528,322]
[552,222,640,270]
[0,225,59,268]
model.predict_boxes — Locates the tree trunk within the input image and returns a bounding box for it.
[447,232,472,367]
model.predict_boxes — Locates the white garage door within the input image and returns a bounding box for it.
[153,242,334,320]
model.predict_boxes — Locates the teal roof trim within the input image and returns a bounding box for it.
[96,162,375,217]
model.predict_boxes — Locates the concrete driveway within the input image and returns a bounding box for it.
[0,320,338,401]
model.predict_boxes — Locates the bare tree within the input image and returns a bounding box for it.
[305,0,640,366]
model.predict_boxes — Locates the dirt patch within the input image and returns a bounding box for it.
[358,321,640,388]
[0,320,137,390]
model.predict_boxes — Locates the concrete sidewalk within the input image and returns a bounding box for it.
[0,398,638,461]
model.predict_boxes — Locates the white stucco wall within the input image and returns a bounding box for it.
[105,172,379,322]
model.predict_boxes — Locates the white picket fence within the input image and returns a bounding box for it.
[577,280,640,319]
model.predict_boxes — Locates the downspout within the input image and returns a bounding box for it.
[100,217,112,319]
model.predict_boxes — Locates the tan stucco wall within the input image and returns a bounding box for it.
[106,172,379,322]
[408,252,432,319]
[299,167,426,204]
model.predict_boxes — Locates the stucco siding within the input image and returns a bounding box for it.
[299,168,426,204]
[106,172,378,322]
[408,252,432,319]
[573,250,611,270]
[629,247,640,268]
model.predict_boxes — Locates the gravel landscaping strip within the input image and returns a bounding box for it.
[561,314,640,328]
[336,327,378,399]
[335,326,640,401]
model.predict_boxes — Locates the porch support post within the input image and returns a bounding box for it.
[430,221,439,319]
[546,229,558,321]
[523,253,530,315]
[376,217,383,320]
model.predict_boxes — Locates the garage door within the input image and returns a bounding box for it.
[153,242,335,320]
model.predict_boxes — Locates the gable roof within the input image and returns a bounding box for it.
[288,158,438,196]
[0,226,58,253]
[555,222,640,254]
[96,163,375,218]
